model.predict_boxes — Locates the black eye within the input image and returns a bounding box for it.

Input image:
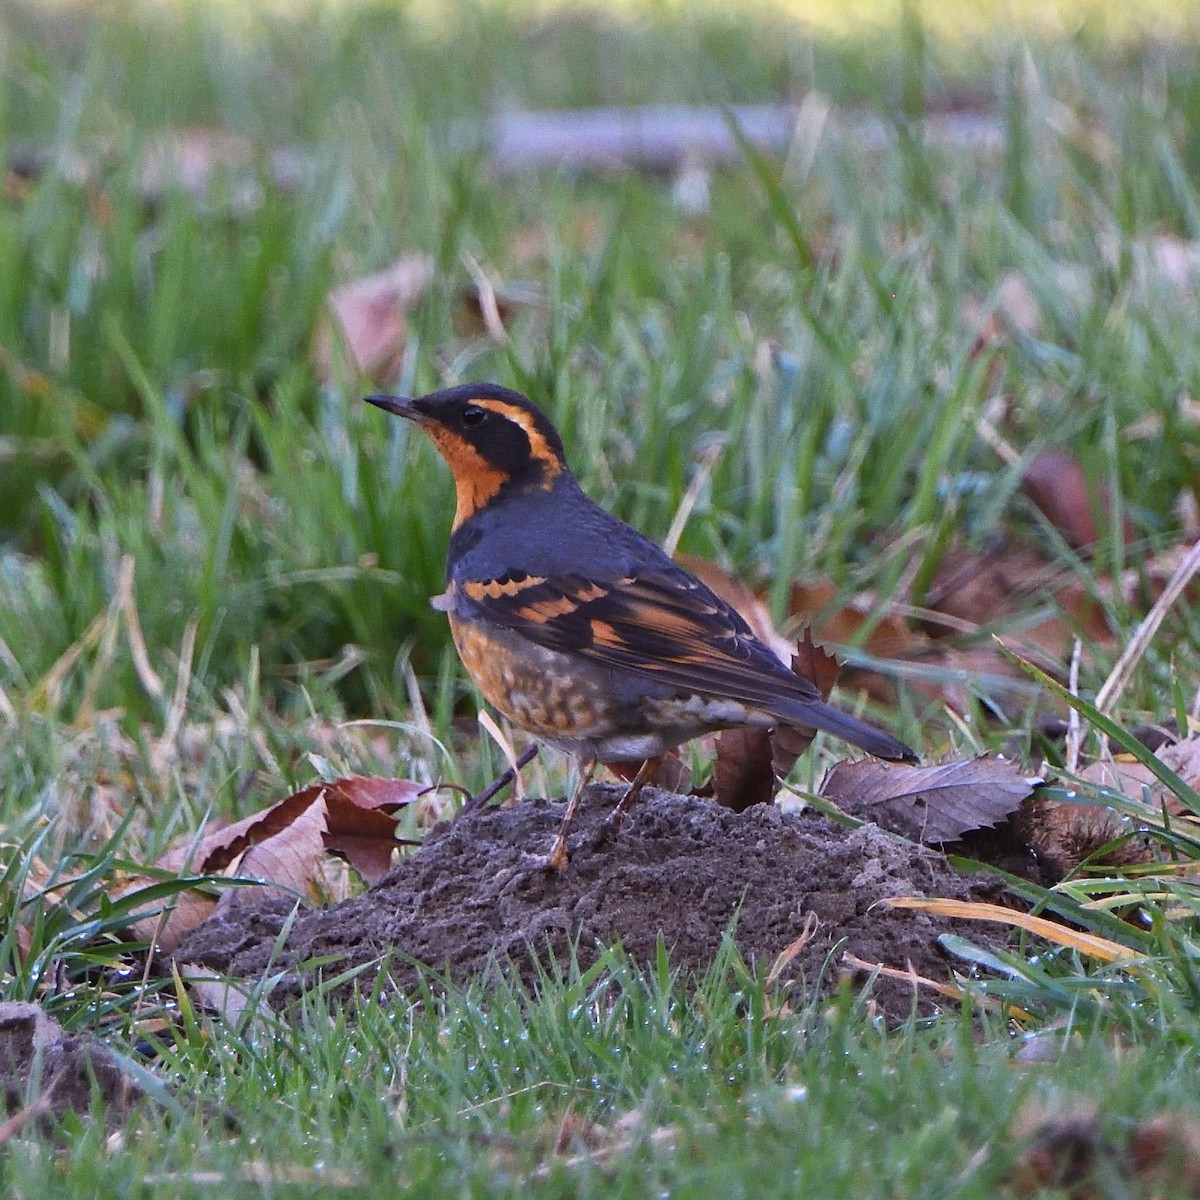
[461,405,486,428]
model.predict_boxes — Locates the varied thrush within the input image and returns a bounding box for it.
[367,383,916,868]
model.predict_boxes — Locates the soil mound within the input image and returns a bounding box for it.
[175,786,1006,1020]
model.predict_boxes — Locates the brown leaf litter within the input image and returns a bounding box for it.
[821,755,1041,845]
[1005,1102,1200,1198]
[117,775,421,954]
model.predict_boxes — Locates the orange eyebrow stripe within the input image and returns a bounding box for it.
[474,398,563,485]
[465,575,547,601]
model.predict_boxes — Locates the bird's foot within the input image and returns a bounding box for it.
[493,847,569,893]
[544,830,572,871]
[502,838,570,875]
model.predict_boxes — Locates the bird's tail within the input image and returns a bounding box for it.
[776,698,917,763]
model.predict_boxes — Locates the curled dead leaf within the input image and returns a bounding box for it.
[121,776,422,953]
[711,629,843,811]
[1077,735,1200,815]
[313,254,436,383]
[1023,449,1136,551]
[712,726,776,813]
[920,542,1115,665]
[821,755,1040,844]
[791,625,841,699]
[1007,1102,1200,1199]
[789,579,923,704]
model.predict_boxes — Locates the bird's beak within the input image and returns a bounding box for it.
[364,394,424,421]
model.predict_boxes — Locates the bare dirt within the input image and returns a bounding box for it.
[174,785,1009,1022]
[0,1002,147,1128]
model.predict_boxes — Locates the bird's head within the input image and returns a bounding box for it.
[366,383,567,529]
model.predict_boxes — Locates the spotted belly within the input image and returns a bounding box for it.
[447,612,772,761]
[449,612,615,741]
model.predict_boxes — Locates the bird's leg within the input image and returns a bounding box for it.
[545,757,597,871]
[601,755,661,837]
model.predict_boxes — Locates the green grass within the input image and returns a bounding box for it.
[5,942,1200,1199]
[4,0,1200,1193]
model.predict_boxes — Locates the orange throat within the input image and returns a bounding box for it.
[420,424,506,529]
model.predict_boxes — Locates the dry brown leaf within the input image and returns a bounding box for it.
[123,776,421,952]
[821,755,1040,844]
[1162,736,1200,790]
[1077,735,1200,815]
[789,577,919,660]
[319,776,426,880]
[1023,450,1101,549]
[764,628,844,778]
[154,776,420,879]
[921,543,1116,664]
[922,544,1036,635]
[313,254,435,383]
[132,892,222,954]
[176,962,263,1028]
[789,580,924,704]
[791,625,841,698]
[711,629,843,811]
[912,644,1039,720]
[1007,1103,1200,1199]
[712,727,776,812]
[1077,757,1160,801]
[1023,449,1135,551]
